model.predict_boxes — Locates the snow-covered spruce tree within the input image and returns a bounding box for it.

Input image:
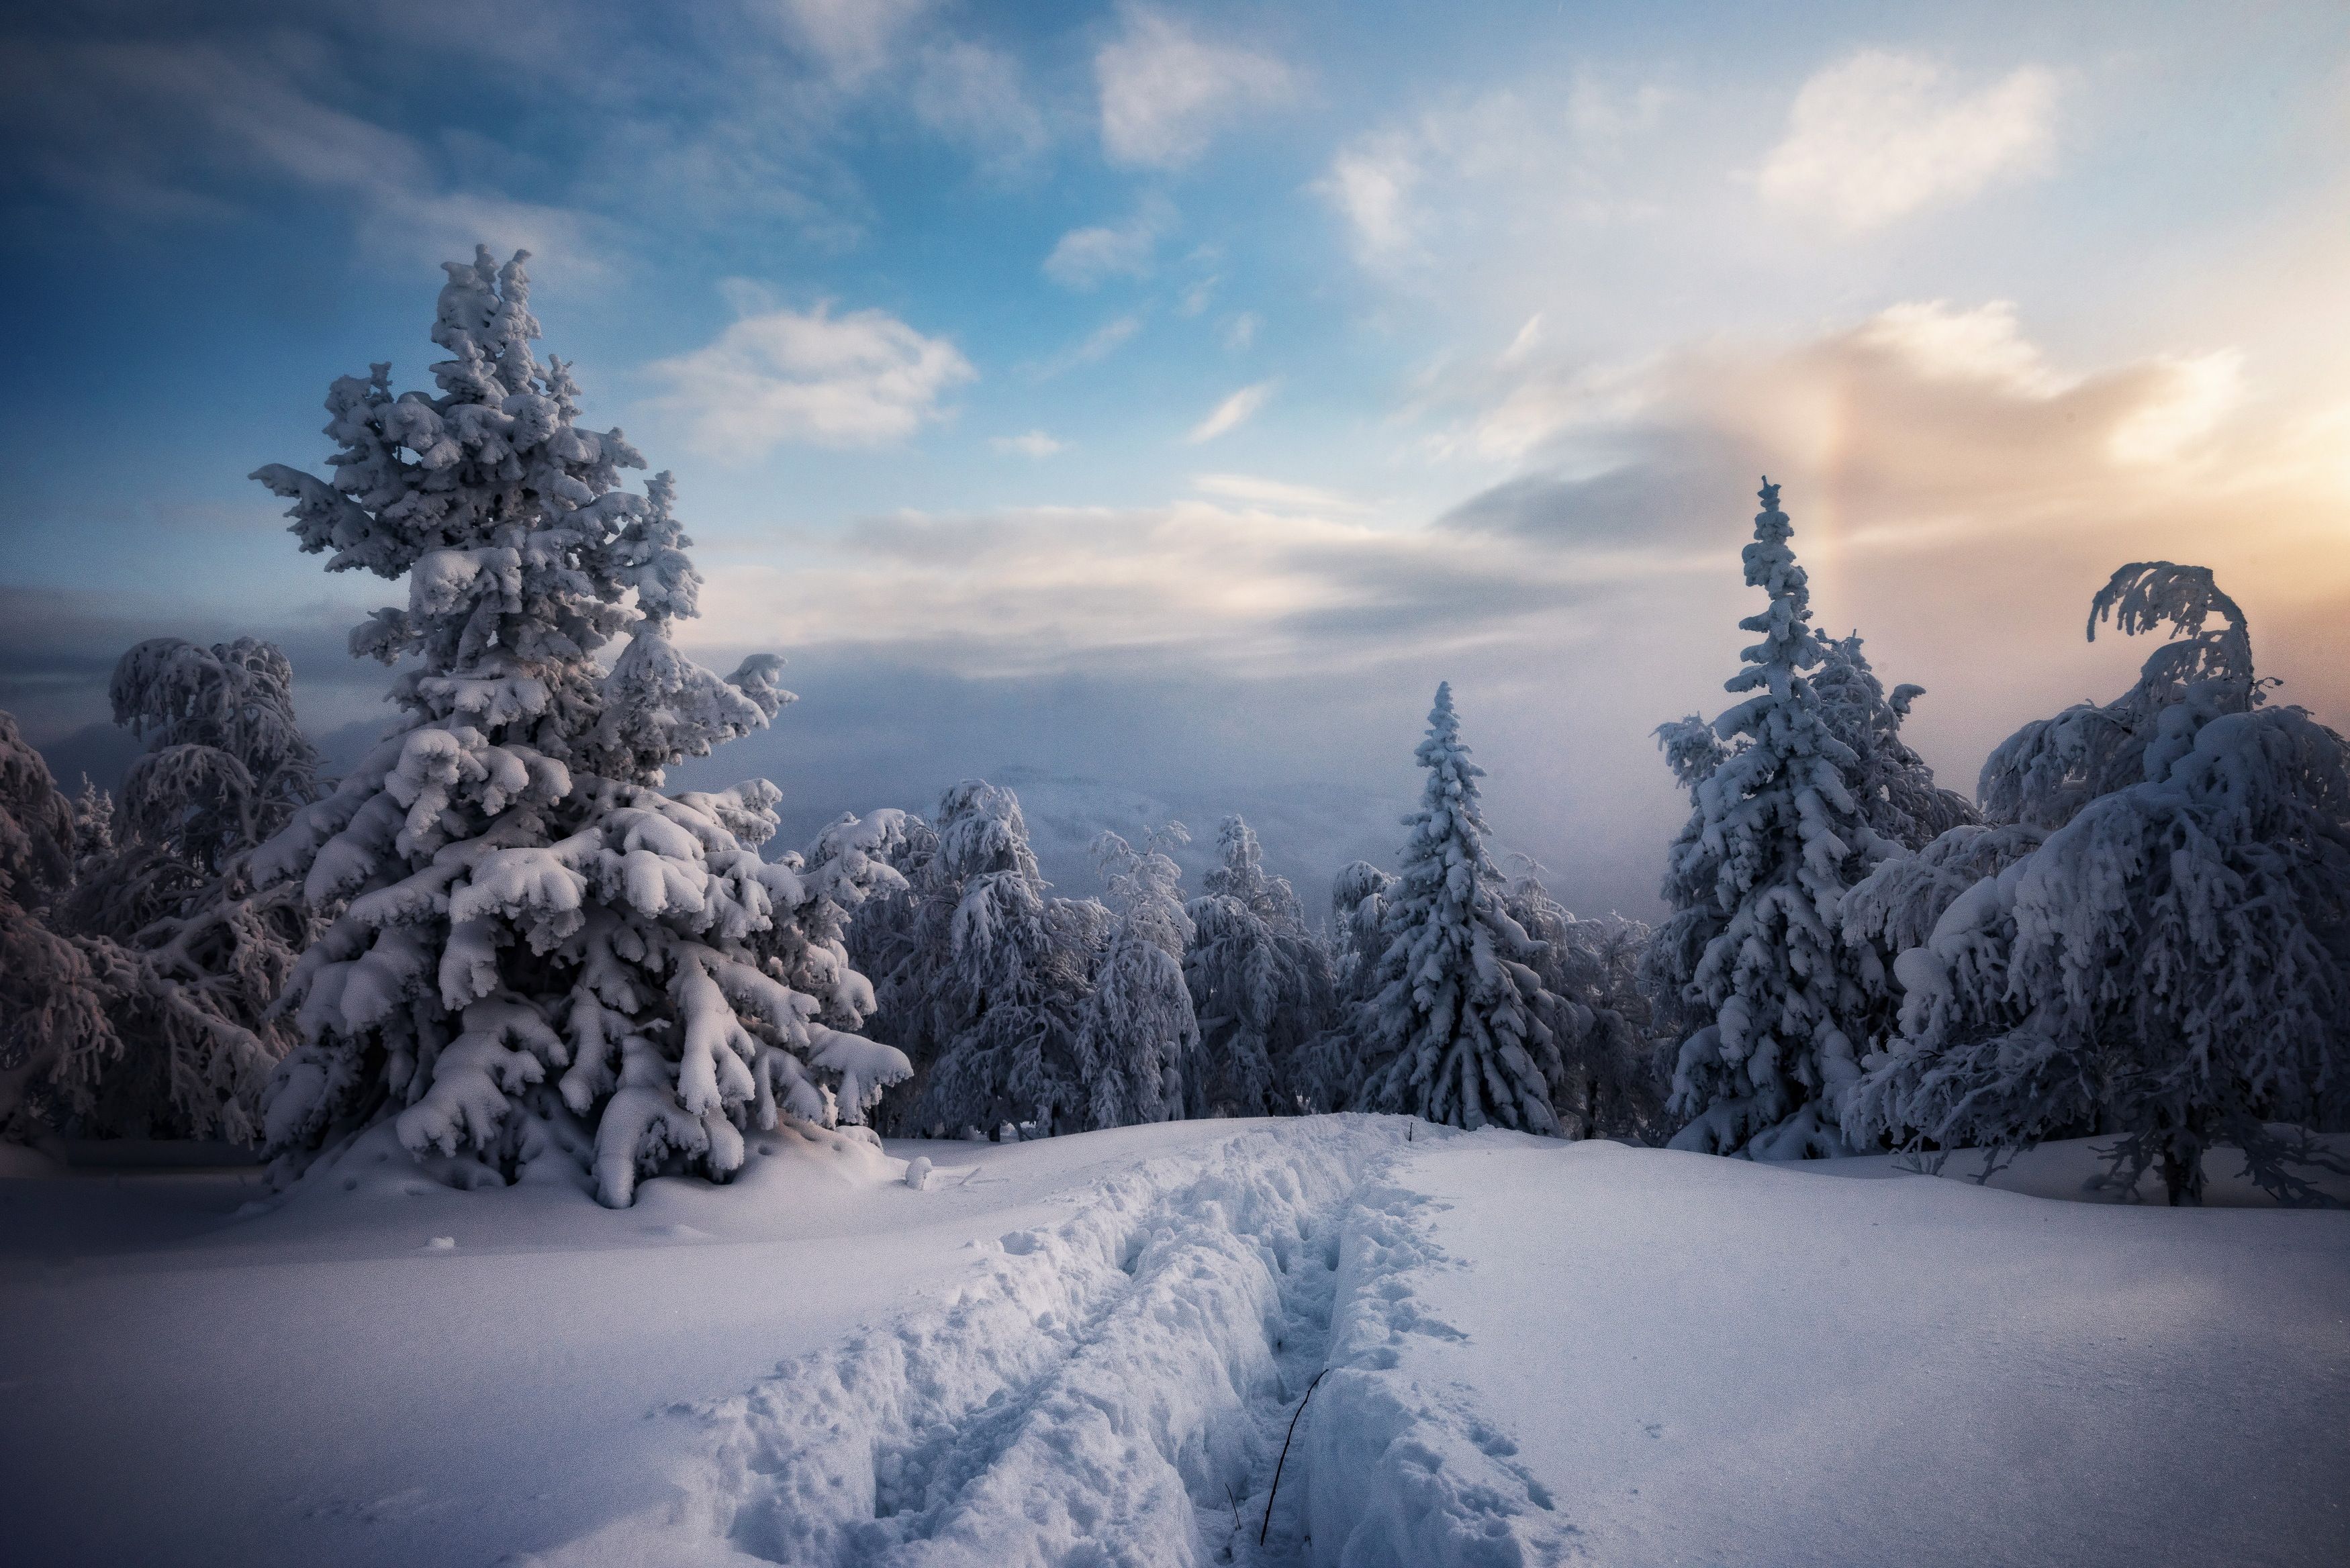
[1355,684,1564,1132]
[1184,815,1339,1116]
[1328,859,1395,998]
[1845,565,2350,1205]
[1650,480,1888,1159]
[0,712,126,1142]
[246,248,906,1206]
[1074,824,1198,1128]
[1815,634,1979,852]
[46,638,330,1141]
[1287,858,1395,1114]
[843,811,939,1047]
[1503,863,1669,1141]
[865,781,1107,1137]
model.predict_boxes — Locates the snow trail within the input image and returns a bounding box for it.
[649,1117,1401,1566]
[535,1118,1566,1567]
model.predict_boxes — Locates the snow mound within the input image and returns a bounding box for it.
[268,1114,905,1214]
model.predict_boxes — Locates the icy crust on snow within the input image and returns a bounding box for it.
[536,1116,1558,1568]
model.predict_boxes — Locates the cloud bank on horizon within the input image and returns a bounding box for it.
[1,0,2345,916]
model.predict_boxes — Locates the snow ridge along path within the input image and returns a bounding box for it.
[537,1117,1566,1568]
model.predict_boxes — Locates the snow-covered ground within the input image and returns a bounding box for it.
[2,1119,2343,1567]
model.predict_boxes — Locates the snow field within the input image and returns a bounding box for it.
[7,1120,2342,1567]
[1399,1138,2350,1567]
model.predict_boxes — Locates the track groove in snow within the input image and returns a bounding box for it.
[533,1118,1567,1567]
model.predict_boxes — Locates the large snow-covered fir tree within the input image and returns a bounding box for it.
[1074,824,1198,1128]
[50,638,329,1140]
[1648,480,1889,1159]
[245,248,907,1206]
[861,780,1106,1137]
[1845,564,2350,1204]
[1184,815,1338,1116]
[1354,684,1564,1132]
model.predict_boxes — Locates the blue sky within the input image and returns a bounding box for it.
[4,0,2348,910]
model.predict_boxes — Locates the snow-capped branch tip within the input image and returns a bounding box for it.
[2086,560,2260,695]
[726,654,796,712]
[2087,560,2247,648]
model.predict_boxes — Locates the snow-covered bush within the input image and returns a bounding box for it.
[245,248,906,1206]
[1354,684,1564,1132]
[861,780,1106,1137]
[44,638,330,1142]
[1184,815,1339,1116]
[1978,562,2261,831]
[1648,481,1888,1159]
[0,710,122,1142]
[1075,824,1199,1128]
[1503,864,1668,1141]
[1846,564,2350,1204]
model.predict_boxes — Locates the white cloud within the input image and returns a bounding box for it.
[993,430,1066,458]
[913,40,1049,170]
[769,0,933,84]
[1319,134,1423,256]
[1849,300,2069,394]
[1096,5,1292,168]
[1193,473,1360,511]
[1759,50,2059,232]
[1223,312,1260,352]
[1186,382,1275,444]
[1043,197,1174,289]
[2108,350,2245,466]
[648,297,975,456]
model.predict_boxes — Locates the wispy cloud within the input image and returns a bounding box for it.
[1759,51,2059,231]
[1186,381,1275,444]
[1194,473,1361,511]
[1027,313,1145,380]
[693,497,1599,679]
[0,36,610,274]
[767,0,935,85]
[1319,133,1423,256]
[1317,80,1670,265]
[1043,196,1175,289]
[647,293,975,456]
[992,430,1066,458]
[1095,5,1292,168]
[913,39,1050,173]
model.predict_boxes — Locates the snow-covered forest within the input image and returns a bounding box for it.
[8,260,2342,1206]
[3,242,2344,1568]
